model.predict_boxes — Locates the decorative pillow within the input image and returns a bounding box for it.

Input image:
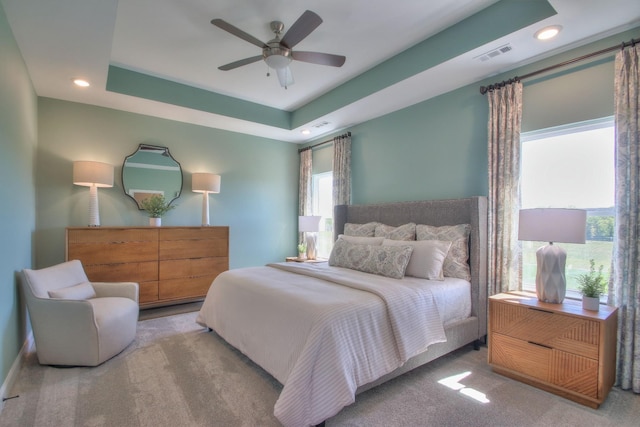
[48,282,96,300]
[416,224,471,281]
[374,223,416,240]
[337,235,385,245]
[329,238,413,279]
[383,239,451,280]
[343,222,378,237]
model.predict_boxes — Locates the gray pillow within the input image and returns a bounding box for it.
[329,238,413,279]
[337,235,385,245]
[374,223,416,240]
[343,222,378,237]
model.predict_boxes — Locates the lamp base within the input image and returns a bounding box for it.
[306,233,317,260]
[535,243,567,303]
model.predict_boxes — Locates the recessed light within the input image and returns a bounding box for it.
[72,78,90,87]
[301,129,311,135]
[534,25,562,41]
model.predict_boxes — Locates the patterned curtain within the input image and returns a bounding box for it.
[332,133,351,206]
[612,43,640,393]
[299,148,312,243]
[487,81,523,295]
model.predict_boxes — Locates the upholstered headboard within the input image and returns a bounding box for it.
[334,196,488,337]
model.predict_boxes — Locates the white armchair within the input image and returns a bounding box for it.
[22,260,139,366]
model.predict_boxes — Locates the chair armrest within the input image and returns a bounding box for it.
[92,282,139,303]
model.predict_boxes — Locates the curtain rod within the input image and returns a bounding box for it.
[298,131,351,153]
[480,37,638,94]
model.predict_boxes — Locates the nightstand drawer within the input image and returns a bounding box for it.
[491,333,550,382]
[491,302,599,359]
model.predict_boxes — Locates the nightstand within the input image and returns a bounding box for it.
[285,257,328,263]
[488,291,617,408]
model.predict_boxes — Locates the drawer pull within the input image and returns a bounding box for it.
[529,307,554,314]
[528,341,552,349]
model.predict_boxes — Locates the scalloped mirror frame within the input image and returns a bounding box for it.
[122,144,183,209]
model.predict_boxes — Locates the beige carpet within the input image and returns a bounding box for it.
[1,311,638,427]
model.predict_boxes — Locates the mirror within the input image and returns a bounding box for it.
[122,144,183,209]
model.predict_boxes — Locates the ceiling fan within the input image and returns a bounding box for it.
[211,10,346,88]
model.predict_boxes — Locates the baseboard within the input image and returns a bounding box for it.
[0,332,34,415]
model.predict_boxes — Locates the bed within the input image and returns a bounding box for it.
[196,196,488,426]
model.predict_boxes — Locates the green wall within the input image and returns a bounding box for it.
[308,27,638,205]
[0,5,37,392]
[36,99,299,270]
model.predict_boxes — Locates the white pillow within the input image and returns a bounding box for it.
[48,282,96,300]
[383,239,451,280]
[337,235,385,245]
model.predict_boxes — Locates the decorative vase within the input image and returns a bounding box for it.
[298,251,306,260]
[149,217,161,227]
[582,296,600,311]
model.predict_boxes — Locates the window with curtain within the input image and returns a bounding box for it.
[312,171,333,259]
[520,117,615,300]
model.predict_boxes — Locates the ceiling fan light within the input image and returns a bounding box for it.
[264,53,292,69]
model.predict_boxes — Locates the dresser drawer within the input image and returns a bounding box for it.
[490,333,550,382]
[490,301,599,359]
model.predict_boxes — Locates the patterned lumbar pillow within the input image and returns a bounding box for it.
[416,224,471,281]
[337,235,385,245]
[374,223,416,241]
[343,222,378,237]
[329,238,413,279]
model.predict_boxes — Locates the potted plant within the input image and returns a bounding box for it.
[140,194,175,226]
[297,242,307,260]
[576,259,607,311]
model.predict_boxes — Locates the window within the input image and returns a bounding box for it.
[312,172,334,259]
[520,117,614,299]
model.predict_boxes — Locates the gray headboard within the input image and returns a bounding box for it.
[334,196,488,337]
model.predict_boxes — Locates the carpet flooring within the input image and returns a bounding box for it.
[1,310,638,426]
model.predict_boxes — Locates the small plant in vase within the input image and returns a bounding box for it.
[140,194,175,226]
[576,259,607,311]
[297,242,307,260]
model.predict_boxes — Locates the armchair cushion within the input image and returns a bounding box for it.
[48,282,96,300]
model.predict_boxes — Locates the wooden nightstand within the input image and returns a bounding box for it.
[285,257,328,263]
[488,292,617,408]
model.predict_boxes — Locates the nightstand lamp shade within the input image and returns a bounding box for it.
[192,173,221,226]
[73,161,114,227]
[299,215,322,260]
[519,208,586,303]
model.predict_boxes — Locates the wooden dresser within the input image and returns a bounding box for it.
[488,292,617,408]
[66,226,229,307]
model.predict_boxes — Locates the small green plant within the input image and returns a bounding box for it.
[140,194,175,218]
[297,242,307,254]
[576,259,607,298]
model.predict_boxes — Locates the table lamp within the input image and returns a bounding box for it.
[518,208,586,303]
[298,216,322,260]
[73,161,114,227]
[192,173,221,226]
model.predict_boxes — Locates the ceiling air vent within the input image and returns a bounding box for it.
[313,121,330,129]
[475,44,512,62]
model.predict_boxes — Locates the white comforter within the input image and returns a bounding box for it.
[196,262,447,427]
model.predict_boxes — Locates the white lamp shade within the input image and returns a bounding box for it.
[518,208,586,244]
[192,173,221,193]
[73,161,114,187]
[298,216,322,232]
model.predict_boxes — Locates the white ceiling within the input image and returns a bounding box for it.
[2,0,639,143]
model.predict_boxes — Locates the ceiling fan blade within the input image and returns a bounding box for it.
[280,10,322,49]
[275,66,294,88]
[211,19,267,49]
[292,51,346,67]
[218,55,263,71]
